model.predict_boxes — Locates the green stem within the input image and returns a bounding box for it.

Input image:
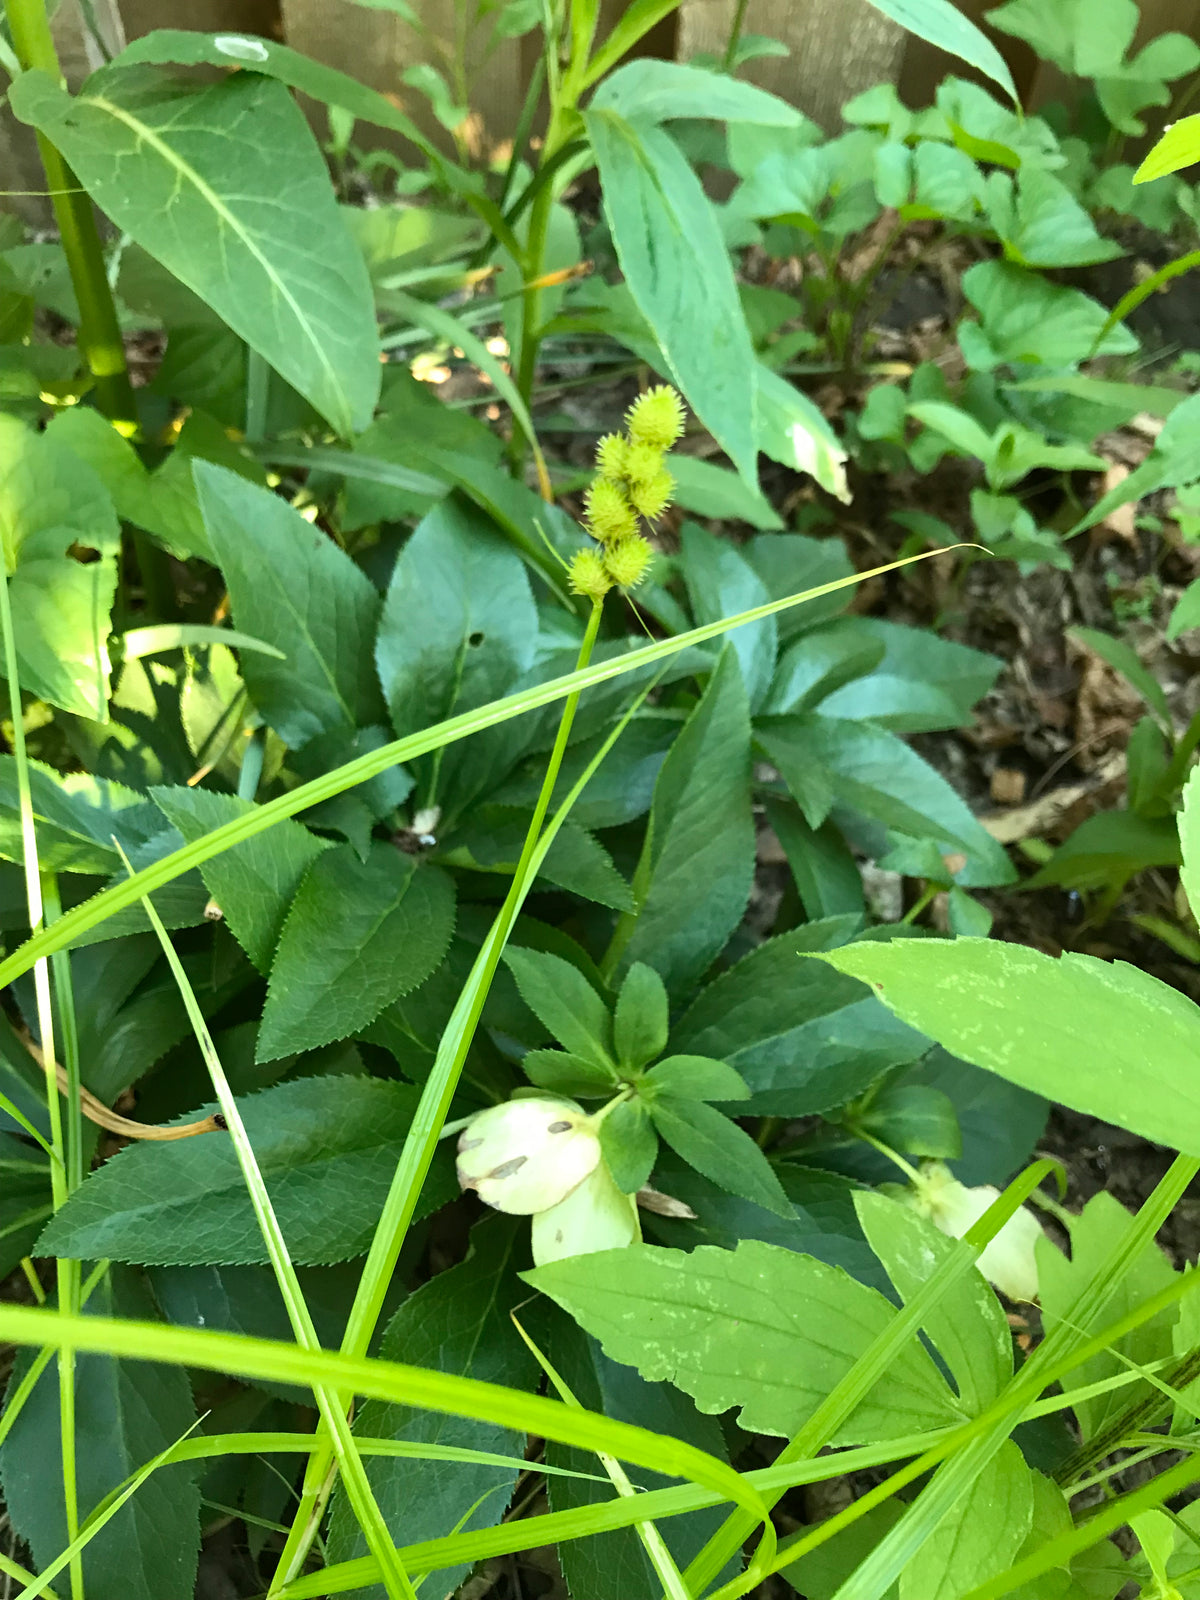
[4,0,135,428]
[721,0,751,71]
[0,567,82,1600]
[268,600,606,1593]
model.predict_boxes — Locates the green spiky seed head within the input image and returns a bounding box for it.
[628,466,674,522]
[603,534,653,589]
[595,433,629,480]
[568,547,613,601]
[623,440,665,486]
[626,385,685,451]
[584,476,638,543]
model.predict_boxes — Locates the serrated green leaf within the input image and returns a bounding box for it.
[621,648,755,992]
[0,414,119,718]
[756,713,1016,887]
[960,259,1137,370]
[153,787,330,974]
[524,1239,963,1440]
[642,1056,748,1102]
[669,923,928,1115]
[0,759,155,875]
[327,1217,538,1598]
[258,843,455,1061]
[817,938,1200,1156]
[195,462,385,748]
[10,67,379,433]
[523,1049,621,1098]
[503,946,614,1068]
[614,963,670,1071]
[37,1076,456,1265]
[600,1097,658,1193]
[649,1096,790,1216]
[0,1267,200,1600]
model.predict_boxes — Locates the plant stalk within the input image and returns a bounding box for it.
[3,0,136,427]
[269,601,606,1592]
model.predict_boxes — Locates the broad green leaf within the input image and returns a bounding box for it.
[620,649,755,992]
[959,260,1137,370]
[1136,113,1200,183]
[903,1049,1046,1188]
[984,168,1122,268]
[898,1440,1034,1600]
[1181,766,1200,920]
[504,946,614,1068]
[781,1501,904,1600]
[545,1310,737,1600]
[670,922,928,1115]
[152,787,330,974]
[375,494,537,788]
[1022,809,1180,892]
[444,806,633,911]
[815,618,1000,732]
[0,414,118,719]
[855,1191,1011,1414]
[667,454,782,530]
[38,1075,456,1264]
[817,938,1200,1156]
[757,713,1016,886]
[680,522,777,709]
[258,842,455,1061]
[0,1267,200,1600]
[45,406,215,562]
[766,799,865,922]
[649,1096,790,1216]
[327,1217,538,1598]
[754,362,850,501]
[857,1082,962,1161]
[642,1056,747,1102]
[0,759,155,875]
[195,462,384,747]
[1071,391,1200,535]
[860,0,1016,102]
[1038,1191,1179,1441]
[614,962,670,1071]
[988,0,1200,135]
[585,110,757,481]
[524,1240,963,1440]
[10,68,379,434]
[590,58,802,125]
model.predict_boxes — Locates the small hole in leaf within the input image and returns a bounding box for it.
[468,631,485,648]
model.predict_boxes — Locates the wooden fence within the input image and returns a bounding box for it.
[5,0,1200,222]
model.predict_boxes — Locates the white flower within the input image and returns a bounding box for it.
[456,1096,600,1214]
[908,1161,1044,1303]
[531,1160,641,1266]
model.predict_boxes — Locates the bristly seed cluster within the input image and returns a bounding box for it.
[568,384,685,602]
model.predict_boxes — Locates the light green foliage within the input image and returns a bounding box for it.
[10,68,380,433]
[1039,1192,1179,1440]
[619,648,755,991]
[820,939,1200,1155]
[613,963,670,1071]
[0,415,118,719]
[258,843,455,1060]
[900,1440,1035,1600]
[196,463,385,748]
[988,0,1200,134]
[525,1239,965,1440]
[153,787,330,974]
[39,1076,457,1264]
[504,946,615,1068]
